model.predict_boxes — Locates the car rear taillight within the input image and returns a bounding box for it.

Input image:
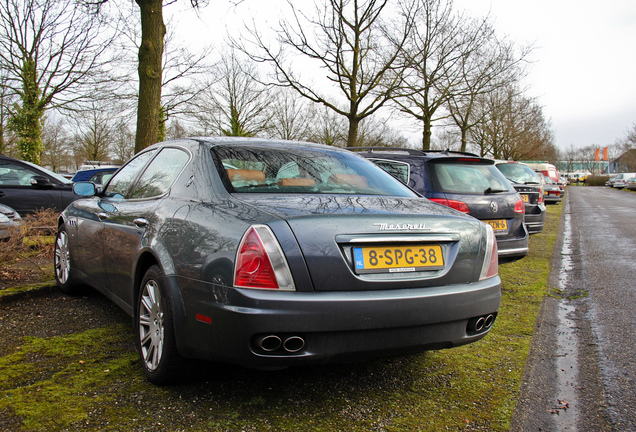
[480,224,499,280]
[538,188,545,205]
[514,198,525,214]
[429,198,470,213]
[234,225,295,291]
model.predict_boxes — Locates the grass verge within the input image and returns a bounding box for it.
[0,204,563,431]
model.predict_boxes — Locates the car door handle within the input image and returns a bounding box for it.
[98,212,109,220]
[134,218,149,228]
[0,191,5,197]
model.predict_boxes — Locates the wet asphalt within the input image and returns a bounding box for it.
[511,186,636,432]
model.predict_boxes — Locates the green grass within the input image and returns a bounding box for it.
[0,204,563,431]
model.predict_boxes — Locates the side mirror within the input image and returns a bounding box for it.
[73,182,97,197]
[30,175,52,187]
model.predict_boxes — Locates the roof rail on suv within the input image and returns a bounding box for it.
[346,146,480,157]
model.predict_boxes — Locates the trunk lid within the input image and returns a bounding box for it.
[232,195,486,291]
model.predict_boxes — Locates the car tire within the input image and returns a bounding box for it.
[136,265,181,385]
[54,225,79,294]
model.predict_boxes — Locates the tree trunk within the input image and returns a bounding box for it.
[460,127,467,152]
[134,0,165,153]
[347,117,359,147]
[421,117,432,150]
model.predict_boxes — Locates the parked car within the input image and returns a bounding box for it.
[493,161,546,235]
[55,137,502,384]
[538,173,562,204]
[71,166,119,184]
[0,203,22,240]
[0,154,77,214]
[349,147,528,260]
[611,172,636,189]
[626,177,636,191]
[72,166,119,191]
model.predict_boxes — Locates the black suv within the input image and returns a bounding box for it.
[494,161,546,234]
[350,147,528,261]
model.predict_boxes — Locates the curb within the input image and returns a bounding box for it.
[0,281,58,303]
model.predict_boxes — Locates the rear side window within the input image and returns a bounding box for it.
[431,162,512,194]
[368,159,410,185]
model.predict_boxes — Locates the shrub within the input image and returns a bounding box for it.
[586,175,609,186]
[0,208,58,268]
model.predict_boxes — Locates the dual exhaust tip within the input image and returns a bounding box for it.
[255,335,305,353]
[468,313,496,334]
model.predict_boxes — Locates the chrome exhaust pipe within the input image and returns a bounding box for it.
[257,335,282,352]
[484,314,495,329]
[474,317,486,332]
[283,336,305,353]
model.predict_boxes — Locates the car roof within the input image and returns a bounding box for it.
[346,147,482,160]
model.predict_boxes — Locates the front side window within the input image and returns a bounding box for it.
[106,150,157,198]
[212,145,416,197]
[130,148,190,199]
[0,160,69,186]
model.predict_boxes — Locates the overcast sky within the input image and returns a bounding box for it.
[170,0,636,151]
[456,0,636,150]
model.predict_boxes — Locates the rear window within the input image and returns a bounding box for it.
[430,162,513,194]
[212,145,417,197]
[496,163,541,185]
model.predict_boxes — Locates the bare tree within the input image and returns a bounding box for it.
[445,22,531,152]
[111,119,135,164]
[41,118,74,172]
[265,87,315,141]
[0,69,17,155]
[393,0,468,150]
[83,0,209,153]
[73,102,114,162]
[192,50,271,137]
[469,84,555,161]
[0,0,117,164]
[238,0,417,147]
[305,105,349,146]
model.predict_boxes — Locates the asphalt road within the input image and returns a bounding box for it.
[512,186,636,432]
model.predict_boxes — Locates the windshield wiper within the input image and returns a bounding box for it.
[484,187,509,194]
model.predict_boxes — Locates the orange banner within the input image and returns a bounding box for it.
[603,146,608,161]
[594,148,600,161]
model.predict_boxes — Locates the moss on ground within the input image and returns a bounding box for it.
[0,204,563,431]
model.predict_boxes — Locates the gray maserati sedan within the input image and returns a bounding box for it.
[54,137,501,385]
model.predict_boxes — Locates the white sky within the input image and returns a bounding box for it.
[168,0,636,151]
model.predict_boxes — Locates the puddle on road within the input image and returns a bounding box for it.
[553,209,581,430]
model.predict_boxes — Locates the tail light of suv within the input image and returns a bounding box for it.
[428,198,470,214]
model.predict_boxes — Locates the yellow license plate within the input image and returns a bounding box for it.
[353,244,444,274]
[521,194,529,202]
[485,219,508,231]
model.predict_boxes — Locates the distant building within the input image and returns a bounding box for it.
[607,149,636,173]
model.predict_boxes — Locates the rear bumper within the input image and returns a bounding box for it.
[524,209,546,234]
[172,276,502,368]
[495,224,529,259]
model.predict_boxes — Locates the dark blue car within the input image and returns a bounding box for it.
[71,166,119,184]
[350,147,529,261]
